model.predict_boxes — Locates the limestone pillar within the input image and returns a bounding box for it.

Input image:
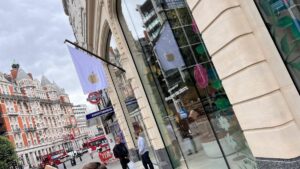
[187,0,300,168]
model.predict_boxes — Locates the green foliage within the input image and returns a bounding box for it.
[0,136,18,169]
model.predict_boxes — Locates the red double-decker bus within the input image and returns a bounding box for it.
[39,149,67,168]
[84,135,109,150]
[84,135,112,164]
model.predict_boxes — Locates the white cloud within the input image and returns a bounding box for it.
[0,0,94,111]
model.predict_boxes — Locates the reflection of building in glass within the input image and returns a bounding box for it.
[64,0,300,169]
[108,47,134,100]
[137,0,165,41]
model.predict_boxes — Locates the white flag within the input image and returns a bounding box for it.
[67,46,108,94]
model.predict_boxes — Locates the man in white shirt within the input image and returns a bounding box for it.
[137,131,154,169]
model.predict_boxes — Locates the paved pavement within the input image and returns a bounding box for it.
[57,153,124,169]
[56,153,158,169]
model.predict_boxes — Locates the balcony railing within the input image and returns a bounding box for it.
[0,93,29,101]
[64,124,72,128]
[12,128,21,133]
[7,111,19,116]
[24,127,37,132]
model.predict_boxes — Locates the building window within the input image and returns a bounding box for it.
[255,0,300,92]
[117,0,256,169]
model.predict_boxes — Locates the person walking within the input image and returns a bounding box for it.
[137,131,154,169]
[113,136,130,169]
[88,147,94,159]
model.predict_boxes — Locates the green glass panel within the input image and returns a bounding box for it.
[276,16,293,28]
[280,34,290,56]
[215,98,231,110]
[195,44,205,55]
[211,80,222,90]
[259,0,273,17]
[290,23,300,39]
[192,44,209,63]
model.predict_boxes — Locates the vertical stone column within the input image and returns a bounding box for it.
[187,0,300,168]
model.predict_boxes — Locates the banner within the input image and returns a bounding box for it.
[86,107,114,120]
[154,22,185,71]
[67,46,108,94]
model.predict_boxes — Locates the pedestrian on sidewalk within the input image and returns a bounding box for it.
[82,162,107,169]
[88,147,94,159]
[113,136,130,169]
[137,131,154,169]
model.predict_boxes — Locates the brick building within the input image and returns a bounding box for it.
[0,63,81,167]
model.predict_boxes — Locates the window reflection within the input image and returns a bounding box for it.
[117,0,257,168]
[255,0,300,92]
[106,32,158,163]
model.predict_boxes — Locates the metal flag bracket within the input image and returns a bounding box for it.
[64,39,126,72]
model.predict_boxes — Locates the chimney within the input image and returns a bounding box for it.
[27,73,33,80]
[11,63,20,80]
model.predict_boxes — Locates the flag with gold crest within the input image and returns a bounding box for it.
[67,46,108,94]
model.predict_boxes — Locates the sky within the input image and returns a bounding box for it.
[0,0,97,112]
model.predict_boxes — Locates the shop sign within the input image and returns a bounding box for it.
[86,107,114,120]
[87,91,102,104]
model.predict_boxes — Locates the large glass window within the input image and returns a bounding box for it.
[117,0,256,169]
[106,32,158,164]
[255,0,300,91]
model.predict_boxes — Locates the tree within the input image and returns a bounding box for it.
[0,136,18,169]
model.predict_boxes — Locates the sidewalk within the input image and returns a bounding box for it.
[134,161,159,169]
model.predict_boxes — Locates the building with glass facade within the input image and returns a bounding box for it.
[63,0,300,168]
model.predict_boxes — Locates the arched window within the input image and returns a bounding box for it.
[117,0,256,168]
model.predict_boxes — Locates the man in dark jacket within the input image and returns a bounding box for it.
[113,136,130,169]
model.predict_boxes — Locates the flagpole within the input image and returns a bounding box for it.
[64,39,126,72]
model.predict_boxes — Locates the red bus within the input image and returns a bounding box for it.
[40,149,67,168]
[85,135,109,151]
[84,135,112,164]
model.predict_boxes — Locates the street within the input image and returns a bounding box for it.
[57,153,144,169]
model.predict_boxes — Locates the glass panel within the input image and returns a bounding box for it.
[106,32,159,164]
[166,9,181,28]
[191,43,209,63]
[117,0,257,169]
[184,26,201,44]
[177,7,192,25]
[173,28,188,46]
[255,0,300,92]
[179,47,196,66]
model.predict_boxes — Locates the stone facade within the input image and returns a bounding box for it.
[187,0,300,168]
[0,64,81,168]
[64,0,300,168]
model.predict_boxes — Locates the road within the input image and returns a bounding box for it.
[57,153,122,169]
